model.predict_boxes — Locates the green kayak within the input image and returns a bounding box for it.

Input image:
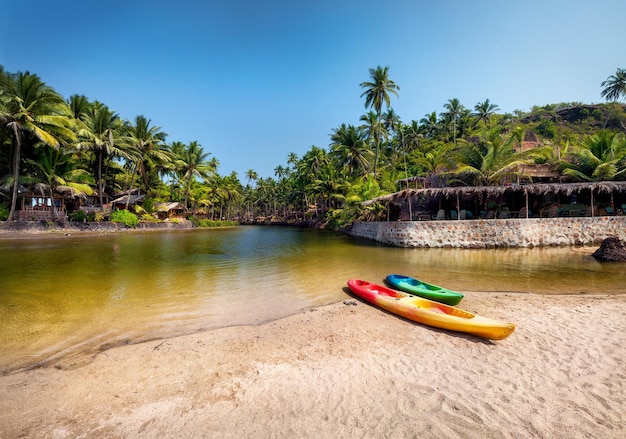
[385,274,464,306]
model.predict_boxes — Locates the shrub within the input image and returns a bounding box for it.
[0,203,9,221]
[194,219,238,227]
[140,213,160,222]
[110,209,139,228]
[69,210,88,222]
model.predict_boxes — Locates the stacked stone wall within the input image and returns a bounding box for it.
[348,217,626,248]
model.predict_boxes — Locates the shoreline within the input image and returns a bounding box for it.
[1,292,624,438]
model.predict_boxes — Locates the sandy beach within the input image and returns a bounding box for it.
[1,291,625,438]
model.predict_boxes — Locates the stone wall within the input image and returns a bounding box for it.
[347,217,626,248]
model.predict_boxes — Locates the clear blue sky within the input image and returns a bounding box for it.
[1,0,624,180]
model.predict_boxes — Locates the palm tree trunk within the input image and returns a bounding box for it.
[97,150,104,207]
[7,127,22,222]
[126,160,139,210]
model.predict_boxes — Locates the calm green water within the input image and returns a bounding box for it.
[0,226,624,373]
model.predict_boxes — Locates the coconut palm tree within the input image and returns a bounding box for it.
[124,115,169,205]
[179,141,215,209]
[329,123,372,177]
[443,98,465,146]
[560,131,626,181]
[76,101,125,207]
[419,111,439,139]
[0,69,75,221]
[601,68,626,102]
[473,99,500,128]
[26,145,94,219]
[454,126,536,186]
[360,66,399,176]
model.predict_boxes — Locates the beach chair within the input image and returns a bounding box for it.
[548,205,559,218]
[460,210,467,220]
[432,209,445,220]
[450,210,458,220]
[465,210,475,220]
[498,209,509,219]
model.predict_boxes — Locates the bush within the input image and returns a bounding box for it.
[110,209,139,228]
[0,203,9,221]
[194,218,238,227]
[69,210,88,222]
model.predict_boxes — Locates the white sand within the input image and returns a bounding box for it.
[1,292,625,438]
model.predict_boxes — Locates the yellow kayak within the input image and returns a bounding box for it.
[347,279,515,340]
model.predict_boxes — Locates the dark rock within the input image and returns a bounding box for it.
[592,237,626,262]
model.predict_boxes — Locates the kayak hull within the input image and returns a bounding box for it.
[347,279,515,340]
[386,274,464,306]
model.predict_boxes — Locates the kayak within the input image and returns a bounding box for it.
[385,274,464,305]
[346,279,515,340]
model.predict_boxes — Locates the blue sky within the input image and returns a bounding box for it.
[1,0,624,180]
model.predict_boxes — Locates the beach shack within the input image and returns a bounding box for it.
[111,189,146,210]
[14,191,68,221]
[154,202,186,220]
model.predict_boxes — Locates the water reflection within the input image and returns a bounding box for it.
[0,226,624,373]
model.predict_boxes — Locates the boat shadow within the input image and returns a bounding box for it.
[341,287,496,345]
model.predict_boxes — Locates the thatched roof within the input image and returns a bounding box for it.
[155,202,186,212]
[111,194,146,205]
[362,181,626,206]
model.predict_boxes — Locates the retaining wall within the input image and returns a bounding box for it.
[348,216,626,248]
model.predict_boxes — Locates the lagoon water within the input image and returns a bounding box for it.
[1,226,624,373]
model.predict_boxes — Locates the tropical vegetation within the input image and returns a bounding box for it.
[1,65,625,227]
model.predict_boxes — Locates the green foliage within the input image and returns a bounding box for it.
[93,211,105,222]
[535,119,557,139]
[0,203,9,221]
[140,213,160,222]
[192,218,238,227]
[69,210,88,222]
[110,209,139,228]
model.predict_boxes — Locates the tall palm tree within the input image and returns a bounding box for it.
[472,99,500,128]
[245,169,258,186]
[124,115,169,204]
[601,68,626,102]
[76,101,125,207]
[360,65,399,176]
[329,123,372,177]
[0,69,75,221]
[419,111,439,139]
[179,141,214,209]
[443,98,464,146]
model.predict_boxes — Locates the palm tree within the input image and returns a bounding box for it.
[454,126,536,186]
[124,115,169,205]
[473,99,500,127]
[0,69,75,221]
[329,123,372,177]
[360,66,400,176]
[179,141,214,209]
[443,98,465,146]
[560,131,626,181]
[419,112,439,139]
[601,68,626,102]
[26,145,94,219]
[245,169,258,186]
[76,101,125,207]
